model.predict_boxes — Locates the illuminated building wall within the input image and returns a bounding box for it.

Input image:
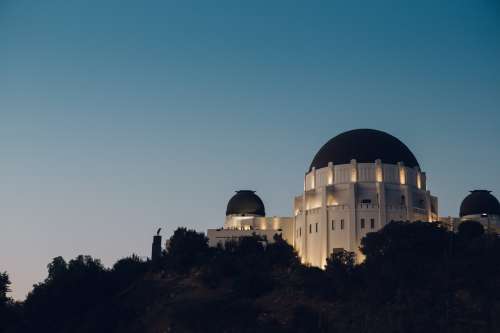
[207,129,440,269]
[294,160,438,267]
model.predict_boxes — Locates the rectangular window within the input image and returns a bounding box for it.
[331,220,335,230]
[300,227,302,236]
[315,223,318,232]
[361,218,365,229]
[309,224,312,234]
[341,219,344,230]
[370,219,375,229]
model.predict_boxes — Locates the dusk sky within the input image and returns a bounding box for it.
[1,1,499,299]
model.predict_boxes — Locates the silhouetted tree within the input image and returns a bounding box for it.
[165,227,210,273]
[325,250,356,298]
[46,256,68,281]
[230,234,266,267]
[289,265,328,298]
[457,220,485,240]
[356,222,452,331]
[112,254,149,289]
[0,271,10,302]
[22,255,114,332]
[0,271,22,332]
[219,234,274,297]
[266,234,300,269]
[325,250,355,270]
[361,221,450,288]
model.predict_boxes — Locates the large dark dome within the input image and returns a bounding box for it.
[309,129,419,171]
[226,190,266,216]
[459,190,500,217]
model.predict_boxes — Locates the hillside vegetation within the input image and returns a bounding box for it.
[1,221,499,333]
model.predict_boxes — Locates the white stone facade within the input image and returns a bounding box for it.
[204,125,500,268]
[207,215,294,247]
[206,129,442,268]
[207,158,438,268]
[293,159,438,267]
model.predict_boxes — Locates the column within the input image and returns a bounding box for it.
[347,182,357,253]
[319,186,328,267]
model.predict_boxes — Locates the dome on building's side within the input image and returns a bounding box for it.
[459,190,500,217]
[309,129,420,171]
[226,190,266,216]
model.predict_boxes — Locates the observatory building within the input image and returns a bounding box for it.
[459,190,500,233]
[207,190,293,247]
[440,190,500,233]
[208,129,440,267]
[294,129,438,266]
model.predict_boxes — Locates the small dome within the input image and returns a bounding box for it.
[309,129,419,172]
[226,190,266,216]
[459,190,500,217]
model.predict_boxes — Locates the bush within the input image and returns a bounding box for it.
[458,220,485,240]
[325,250,356,298]
[165,227,210,273]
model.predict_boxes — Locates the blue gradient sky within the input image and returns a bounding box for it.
[1,1,499,299]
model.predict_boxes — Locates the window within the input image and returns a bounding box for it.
[361,218,365,229]
[300,227,302,236]
[341,219,344,230]
[315,223,318,232]
[370,219,375,229]
[331,220,335,230]
[309,224,312,234]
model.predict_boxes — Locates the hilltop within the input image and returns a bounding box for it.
[1,221,499,333]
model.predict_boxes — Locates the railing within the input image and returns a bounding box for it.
[305,207,321,215]
[358,204,380,209]
[413,207,427,215]
[386,205,407,210]
[326,204,348,210]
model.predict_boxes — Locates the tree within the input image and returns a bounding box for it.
[113,254,147,274]
[23,255,113,332]
[360,221,450,273]
[47,256,68,281]
[230,234,266,263]
[112,254,149,289]
[325,250,355,270]
[325,250,356,298]
[217,234,274,297]
[0,271,21,332]
[458,220,485,241]
[166,227,210,272]
[67,255,106,276]
[266,234,300,269]
[358,221,455,330]
[0,271,11,302]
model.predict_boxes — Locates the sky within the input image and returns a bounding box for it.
[1,0,499,299]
